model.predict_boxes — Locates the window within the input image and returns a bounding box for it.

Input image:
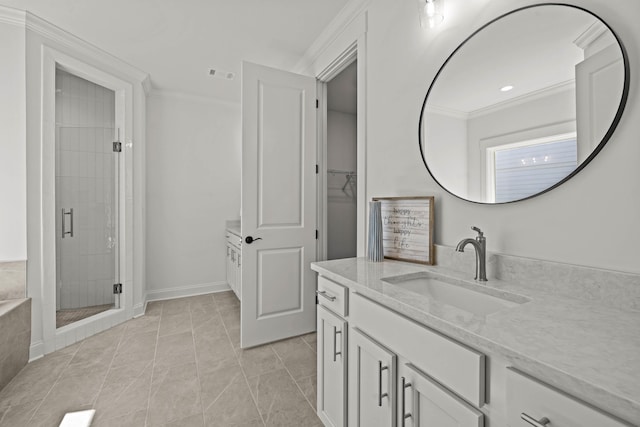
[488,133,577,203]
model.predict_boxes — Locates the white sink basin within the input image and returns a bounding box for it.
[381,272,526,316]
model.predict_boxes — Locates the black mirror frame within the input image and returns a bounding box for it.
[418,3,630,205]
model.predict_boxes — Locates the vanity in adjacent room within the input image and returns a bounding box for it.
[225,220,242,301]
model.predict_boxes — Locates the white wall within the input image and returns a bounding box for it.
[146,92,241,297]
[315,0,639,274]
[423,110,468,197]
[327,110,357,259]
[0,21,26,261]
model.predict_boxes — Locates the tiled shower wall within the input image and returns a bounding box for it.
[55,69,116,310]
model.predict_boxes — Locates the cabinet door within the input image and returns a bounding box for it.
[398,363,483,427]
[317,306,347,427]
[349,328,396,427]
[226,244,233,289]
[230,248,236,290]
[235,252,242,300]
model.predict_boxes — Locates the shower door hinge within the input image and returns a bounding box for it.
[316,99,319,109]
[316,229,319,240]
[113,283,122,294]
[316,164,319,174]
[113,141,122,153]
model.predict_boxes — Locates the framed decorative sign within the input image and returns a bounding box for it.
[372,196,434,265]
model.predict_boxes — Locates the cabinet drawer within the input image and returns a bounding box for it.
[506,368,631,427]
[351,292,485,407]
[317,276,348,317]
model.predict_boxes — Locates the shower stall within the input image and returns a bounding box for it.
[22,31,146,359]
[54,68,121,328]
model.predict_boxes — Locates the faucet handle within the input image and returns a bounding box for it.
[471,226,484,238]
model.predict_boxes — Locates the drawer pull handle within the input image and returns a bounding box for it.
[401,376,412,426]
[332,326,342,361]
[316,290,336,302]
[521,413,550,427]
[378,361,389,407]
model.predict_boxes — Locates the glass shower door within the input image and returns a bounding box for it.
[55,68,120,329]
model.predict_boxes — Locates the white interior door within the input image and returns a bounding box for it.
[241,61,317,348]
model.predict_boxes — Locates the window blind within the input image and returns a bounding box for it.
[494,138,577,202]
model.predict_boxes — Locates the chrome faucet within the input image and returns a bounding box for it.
[455,226,488,282]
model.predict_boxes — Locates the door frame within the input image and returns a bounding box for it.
[40,46,132,354]
[316,35,367,261]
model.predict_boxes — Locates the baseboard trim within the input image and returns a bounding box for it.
[133,302,145,318]
[29,341,45,362]
[146,281,230,303]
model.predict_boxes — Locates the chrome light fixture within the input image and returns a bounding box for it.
[418,0,444,28]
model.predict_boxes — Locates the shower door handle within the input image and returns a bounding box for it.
[62,208,74,238]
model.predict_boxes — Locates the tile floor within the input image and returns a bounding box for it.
[0,292,321,426]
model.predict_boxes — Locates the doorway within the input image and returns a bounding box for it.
[325,61,358,260]
[54,68,121,328]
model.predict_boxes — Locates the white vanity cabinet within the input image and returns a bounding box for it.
[225,231,241,300]
[348,292,485,427]
[315,274,487,427]
[349,293,486,407]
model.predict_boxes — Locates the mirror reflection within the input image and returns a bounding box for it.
[420,4,627,204]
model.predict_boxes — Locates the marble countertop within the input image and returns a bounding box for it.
[311,257,640,424]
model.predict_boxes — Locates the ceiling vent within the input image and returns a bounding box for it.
[208,69,235,80]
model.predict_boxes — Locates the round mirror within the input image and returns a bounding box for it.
[419,4,629,204]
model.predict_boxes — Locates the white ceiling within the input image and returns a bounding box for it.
[427,5,600,114]
[1,0,350,103]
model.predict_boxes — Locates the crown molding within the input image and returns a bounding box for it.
[141,75,152,95]
[573,21,607,51]
[0,5,26,27]
[424,104,469,120]
[1,4,150,85]
[468,80,576,120]
[428,80,577,121]
[295,0,371,74]
[25,11,150,84]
